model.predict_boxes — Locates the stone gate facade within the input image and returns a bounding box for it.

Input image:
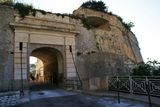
[0,5,143,91]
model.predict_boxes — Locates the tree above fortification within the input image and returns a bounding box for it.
[81,0,108,13]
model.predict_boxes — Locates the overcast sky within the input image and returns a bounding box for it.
[18,0,160,62]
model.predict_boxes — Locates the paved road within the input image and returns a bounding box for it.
[14,94,101,107]
[12,89,155,107]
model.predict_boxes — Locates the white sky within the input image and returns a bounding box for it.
[21,0,160,62]
[30,56,37,64]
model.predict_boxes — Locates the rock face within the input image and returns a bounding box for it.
[0,5,142,91]
[73,7,143,90]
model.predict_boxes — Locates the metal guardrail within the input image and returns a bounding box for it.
[109,76,160,97]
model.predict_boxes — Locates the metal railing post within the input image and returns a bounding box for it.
[129,76,133,94]
[146,77,152,107]
[109,76,160,97]
[117,76,120,103]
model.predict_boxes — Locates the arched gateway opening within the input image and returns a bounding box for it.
[29,47,63,90]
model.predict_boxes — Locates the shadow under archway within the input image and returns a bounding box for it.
[29,47,63,90]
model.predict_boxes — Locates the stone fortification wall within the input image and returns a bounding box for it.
[0,5,14,91]
[0,5,143,91]
[73,7,143,90]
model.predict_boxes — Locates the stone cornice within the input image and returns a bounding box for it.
[10,15,80,35]
[10,22,79,35]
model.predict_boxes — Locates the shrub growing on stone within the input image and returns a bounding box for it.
[81,0,108,13]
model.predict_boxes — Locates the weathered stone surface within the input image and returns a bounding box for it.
[73,7,143,90]
[0,5,142,91]
[0,5,14,91]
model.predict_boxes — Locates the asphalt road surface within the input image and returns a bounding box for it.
[13,94,102,107]
[12,89,152,107]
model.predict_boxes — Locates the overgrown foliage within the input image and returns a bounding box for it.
[81,0,108,13]
[0,0,13,3]
[14,3,34,17]
[81,0,134,30]
[80,17,94,29]
[116,15,134,30]
[1,0,134,30]
[132,60,160,76]
[0,0,14,6]
[54,13,94,29]
[14,3,48,17]
[123,22,134,30]
[0,1,47,18]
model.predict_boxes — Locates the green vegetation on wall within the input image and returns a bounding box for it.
[116,15,134,30]
[0,0,13,4]
[80,17,94,29]
[82,0,134,30]
[0,0,14,6]
[14,3,34,17]
[81,0,108,13]
[0,1,47,18]
[0,0,135,30]
[54,13,94,29]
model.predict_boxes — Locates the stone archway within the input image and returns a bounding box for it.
[29,47,64,89]
[12,12,78,90]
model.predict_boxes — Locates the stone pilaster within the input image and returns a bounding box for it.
[14,32,28,80]
[65,37,77,79]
